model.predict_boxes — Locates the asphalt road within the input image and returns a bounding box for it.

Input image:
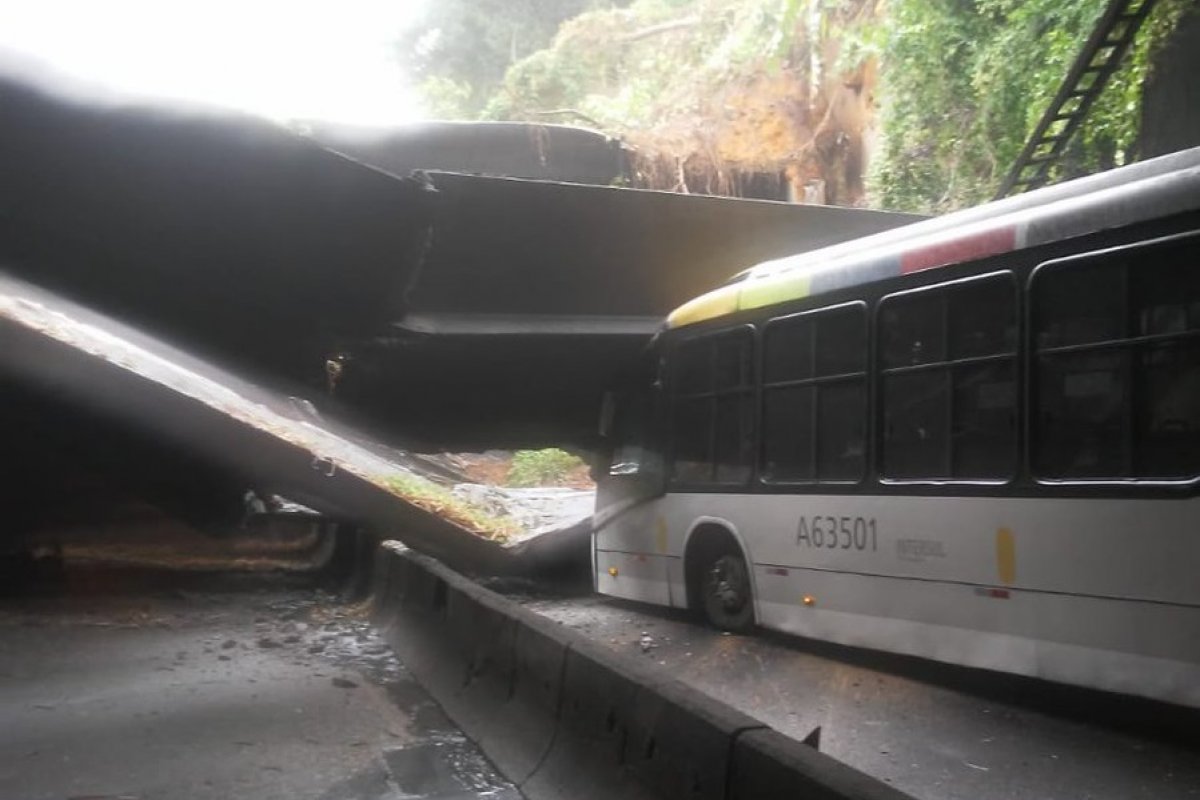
[500,586,1200,800]
[0,564,520,800]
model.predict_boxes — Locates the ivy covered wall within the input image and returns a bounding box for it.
[404,0,1198,212]
[871,0,1196,212]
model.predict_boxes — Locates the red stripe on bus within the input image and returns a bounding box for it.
[900,226,1017,274]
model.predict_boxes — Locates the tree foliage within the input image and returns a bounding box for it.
[506,448,587,487]
[482,0,809,129]
[400,0,626,118]
[871,0,1193,213]
[401,0,1193,211]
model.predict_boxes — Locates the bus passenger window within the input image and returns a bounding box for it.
[1035,352,1131,478]
[714,395,753,483]
[951,280,1016,359]
[1035,262,1124,348]
[668,328,755,486]
[818,380,866,480]
[1138,342,1200,477]
[763,386,815,481]
[880,274,1017,481]
[671,398,713,483]
[764,316,813,382]
[954,362,1016,478]
[675,339,712,395]
[1033,235,1200,481]
[715,334,754,390]
[881,291,945,367]
[883,371,950,478]
[762,303,867,484]
[816,305,867,375]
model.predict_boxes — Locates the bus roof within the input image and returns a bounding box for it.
[667,147,1200,330]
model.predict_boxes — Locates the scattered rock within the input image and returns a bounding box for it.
[331,677,358,689]
[221,639,237,650]
[256,637,281,649]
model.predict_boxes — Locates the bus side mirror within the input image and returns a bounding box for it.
[609,450,645,477]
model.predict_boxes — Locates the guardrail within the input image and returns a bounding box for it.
[370,544,915,800]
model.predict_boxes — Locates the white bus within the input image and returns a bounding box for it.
[593,148,1200,709]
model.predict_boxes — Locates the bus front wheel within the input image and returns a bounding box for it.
[700,551,754,633]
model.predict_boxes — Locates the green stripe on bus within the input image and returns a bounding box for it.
[738,272,811,311]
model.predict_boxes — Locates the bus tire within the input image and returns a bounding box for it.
[698,548,754,633]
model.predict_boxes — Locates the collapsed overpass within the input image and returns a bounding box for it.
[0,64,919,454]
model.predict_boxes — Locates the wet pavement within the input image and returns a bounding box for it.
[502,588,1200,800]
[0,565,520,800]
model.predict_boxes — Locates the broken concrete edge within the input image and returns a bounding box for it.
[369,543,915,800]
[0,277,583,577]
[0,275,514,540]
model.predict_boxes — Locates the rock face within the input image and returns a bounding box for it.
[1141,7,1200,159]
[621,0,882,207]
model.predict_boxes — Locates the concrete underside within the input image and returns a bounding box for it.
[0,65,919,452]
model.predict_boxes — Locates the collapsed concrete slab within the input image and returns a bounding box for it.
[1,64,921,452]
[0,271,582,575]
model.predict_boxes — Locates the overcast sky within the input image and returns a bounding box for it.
[0,0,428,124]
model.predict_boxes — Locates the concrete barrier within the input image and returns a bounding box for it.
[371,544,915,800]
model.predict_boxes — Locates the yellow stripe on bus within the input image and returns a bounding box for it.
[666,272,815,329]
[996,527,1016,585]
[666,287,739,328]
[738,272,811,312]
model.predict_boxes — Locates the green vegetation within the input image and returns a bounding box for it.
[402,0,1193,211]
[871,0,1193,213]
[506,448,587,487]
[481,0,807,129]
[384,473,517,542]
[399,0,621,118]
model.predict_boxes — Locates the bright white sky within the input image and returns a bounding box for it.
[0,0,428,124]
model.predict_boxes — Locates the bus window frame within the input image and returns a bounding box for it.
[758,300,869,487]
[666,324,758,490]
[875,270,1020,486]
[1026,229,1200,487]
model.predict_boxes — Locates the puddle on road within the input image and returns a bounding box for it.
[251,591,522,800]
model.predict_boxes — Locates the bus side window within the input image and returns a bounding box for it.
[762,303,867,484]
[1033,234,1200,480]
[606,390,663,481]
[880,274,1017,481]
[669,328,754,486]
[1133,253,1200,477]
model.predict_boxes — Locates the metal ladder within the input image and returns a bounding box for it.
[995,0,1160,198]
